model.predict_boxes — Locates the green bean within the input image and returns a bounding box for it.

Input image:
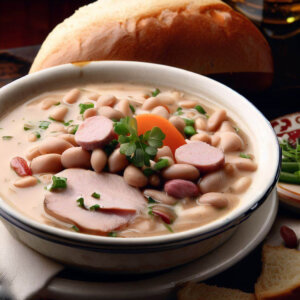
[281,162,300,173]
[279,172,300,184]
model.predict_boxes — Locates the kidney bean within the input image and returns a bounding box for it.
[164,179,199,198]
[280,225,298,248]
[10,157,32,176]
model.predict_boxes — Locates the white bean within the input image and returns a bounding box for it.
[218,121,235,133]
[50,106,68,122]
[142,97,161,110]
[47,122,67,133]
[162,164,200,180]
[88,93,99,101]
[155,146,174,160]
[108,148,129,173]
[218,132,244,152]
[230,177,252,193]
[195,117,207,131]
[124,165,148,187]
[151,106,170,119]
[179,100,197,108]
[97,95,117,108]
[83,108,97,119]
[28,132,38,142]
[232,158,257,172]
[61,147,91,169]
[207,110,227,131]
[149,174,161,187]
[91,149,107,173]
[41,98,60,110]
[63,88,80,104]
[59,134,78,146]
[169,116,185,134]
[26,147,41,161]
[115,99,132,117]
[98,106,124,120]
[190,132,211,144]
[31,154,63,174]
[198,170,226,193]
[199,192,228,208]
[39,137,73,155]
[14,176,38,188]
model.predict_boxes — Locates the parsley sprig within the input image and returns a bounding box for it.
[114,117,165,168]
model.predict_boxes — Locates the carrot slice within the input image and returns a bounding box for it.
[136,114,186,154]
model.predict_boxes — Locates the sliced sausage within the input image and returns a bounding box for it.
[44,169,146,234]
[164,179,199,198]
[75,116,115,150]
[175,141,225,172]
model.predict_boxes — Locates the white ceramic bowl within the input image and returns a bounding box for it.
[0,61,280,273]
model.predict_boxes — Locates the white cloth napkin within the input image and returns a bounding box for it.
[0,221,63,300]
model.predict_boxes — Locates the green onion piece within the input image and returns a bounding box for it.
[68,124,79,135]
[108,231,117,237]
[104,139,119,156]
[147,197,157,204]
[49,176,67,190]
[76,197,85,208]
[39,121,51,130]
[23,123,34,131]
[72,225,79,232]
[91,192,100,199]
[279,172,300,184]
[63,120,73,126]
[129,104,135,113]
[2,136,13,140]
[175,107,184,116]
[163,223,174,233]
[151,88,161,97]
[89,204,100,211]
[148,206,154,216]
[184,126,196,136]
[154,158,169,170]
[194,105,206,115]
[48,117,56,121]
[234,127,240,133]
[79,103,94,114]
[143,168,156,177]
[182,118,195,126]
[34,131,41,139]
[281,162,300,173]
[54,102,61,106]
[239,153,251,159]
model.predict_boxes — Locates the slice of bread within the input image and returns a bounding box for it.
[178,282,256,300]
[255,245,300,300]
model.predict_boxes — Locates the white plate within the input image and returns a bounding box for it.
[41,189,278,300]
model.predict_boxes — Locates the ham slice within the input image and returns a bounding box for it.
[175,141,225,172]
[44,169,147,234]
[75,116,115,150]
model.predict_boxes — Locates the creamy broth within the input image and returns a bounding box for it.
[0,83,257,237]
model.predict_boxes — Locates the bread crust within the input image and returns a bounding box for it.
[30,0,273,90]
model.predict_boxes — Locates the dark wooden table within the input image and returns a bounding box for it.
[0,43,299,300]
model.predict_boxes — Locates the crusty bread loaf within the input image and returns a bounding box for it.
[178,282,256,300]
[30,0,273,91]
[255,245,300,300]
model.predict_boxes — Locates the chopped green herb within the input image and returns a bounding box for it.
[89,204,100,211]
[72,225,80,232]
[114,117,165,168]
[184,125,196,136]
[143,168,156,177]
[147,196,157,204]
[234,127,240,133]
[175,107,184,116]
[163,223,174,233]
[182,118,195,126]
[154,158,169,170]
[76,197,85,208]
[34,131,41,139]
[23,123,34,131]
[48,117,56,121]
[68,124,79,135]
[108,231,117,237]
[79,103,94,114]
[48,176,67,190]
[129,104,135,113]
[148,206,154,216]
[54,102,61,106]
[151,88,161,97]
[239,153,251,159]
[103,139,119,156]
[63,120,73,126]
[39,121,51,130]
[91,192,100,199]
[194,105,206,115]
[2,136,13,140]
